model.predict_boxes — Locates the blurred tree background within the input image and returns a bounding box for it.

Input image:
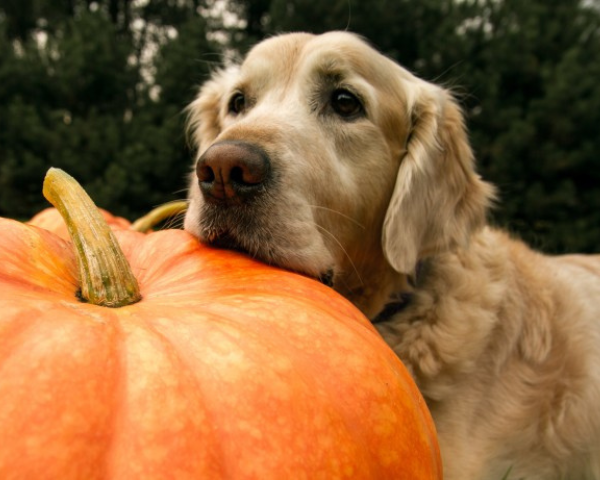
[1,0,599,253]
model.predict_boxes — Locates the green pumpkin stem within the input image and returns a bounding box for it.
[43,168,142,307]
[131,200,188,233]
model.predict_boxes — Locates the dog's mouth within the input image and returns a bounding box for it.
[204,228,335,287]
[316,269,335,287]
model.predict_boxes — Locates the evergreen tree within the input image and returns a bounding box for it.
[0,0,218,220]
[453,0,600,252]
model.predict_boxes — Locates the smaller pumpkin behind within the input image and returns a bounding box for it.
[29,207,131,240]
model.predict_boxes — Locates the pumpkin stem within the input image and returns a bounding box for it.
[43,168,142,308]
[131,200,188,233]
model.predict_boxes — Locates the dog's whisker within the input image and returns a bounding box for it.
[158,200,189,230]
[309,204,366,229]
[312,223,364,288]
[163,212,186,230]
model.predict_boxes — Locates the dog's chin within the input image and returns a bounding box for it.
[203,230,336,288]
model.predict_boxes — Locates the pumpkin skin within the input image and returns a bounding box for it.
[0,218,441,479]
[29,207,131,239]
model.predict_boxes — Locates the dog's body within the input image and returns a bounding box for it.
[377,227,600,479]
[184,31,600,479]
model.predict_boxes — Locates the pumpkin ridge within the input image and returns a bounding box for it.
[127,318,232,478]
[145,309,373,477]
[103,318,228,478]
[244,323,384,477]
[92,319,124,480]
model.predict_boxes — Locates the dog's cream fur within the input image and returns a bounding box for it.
[184,31,600,479]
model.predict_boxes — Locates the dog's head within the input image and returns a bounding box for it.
[184,31,494,314]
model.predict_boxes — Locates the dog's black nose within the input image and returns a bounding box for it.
[196,141,271,203]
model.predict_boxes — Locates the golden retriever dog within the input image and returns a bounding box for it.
[184,31,600,479]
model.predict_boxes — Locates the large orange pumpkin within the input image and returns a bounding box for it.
[0,170,441,479]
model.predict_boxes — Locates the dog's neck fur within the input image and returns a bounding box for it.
[349,225,575,405]
[373,226,531,391]
[333,261,411,320]
[370,260,427,323]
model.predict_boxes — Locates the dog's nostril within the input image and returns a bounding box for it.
[230,165,266,186]
[230,166,247,185]
[197,165,215,183]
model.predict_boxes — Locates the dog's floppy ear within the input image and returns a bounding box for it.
[382,83,495,274]
[186,66,239,154]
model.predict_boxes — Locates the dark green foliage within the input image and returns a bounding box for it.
[447,0,600,252]
[0,1,218,220]
[1,0,599,254]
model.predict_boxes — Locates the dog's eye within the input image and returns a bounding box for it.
[330,89,363,118]
[228,92,246,115]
